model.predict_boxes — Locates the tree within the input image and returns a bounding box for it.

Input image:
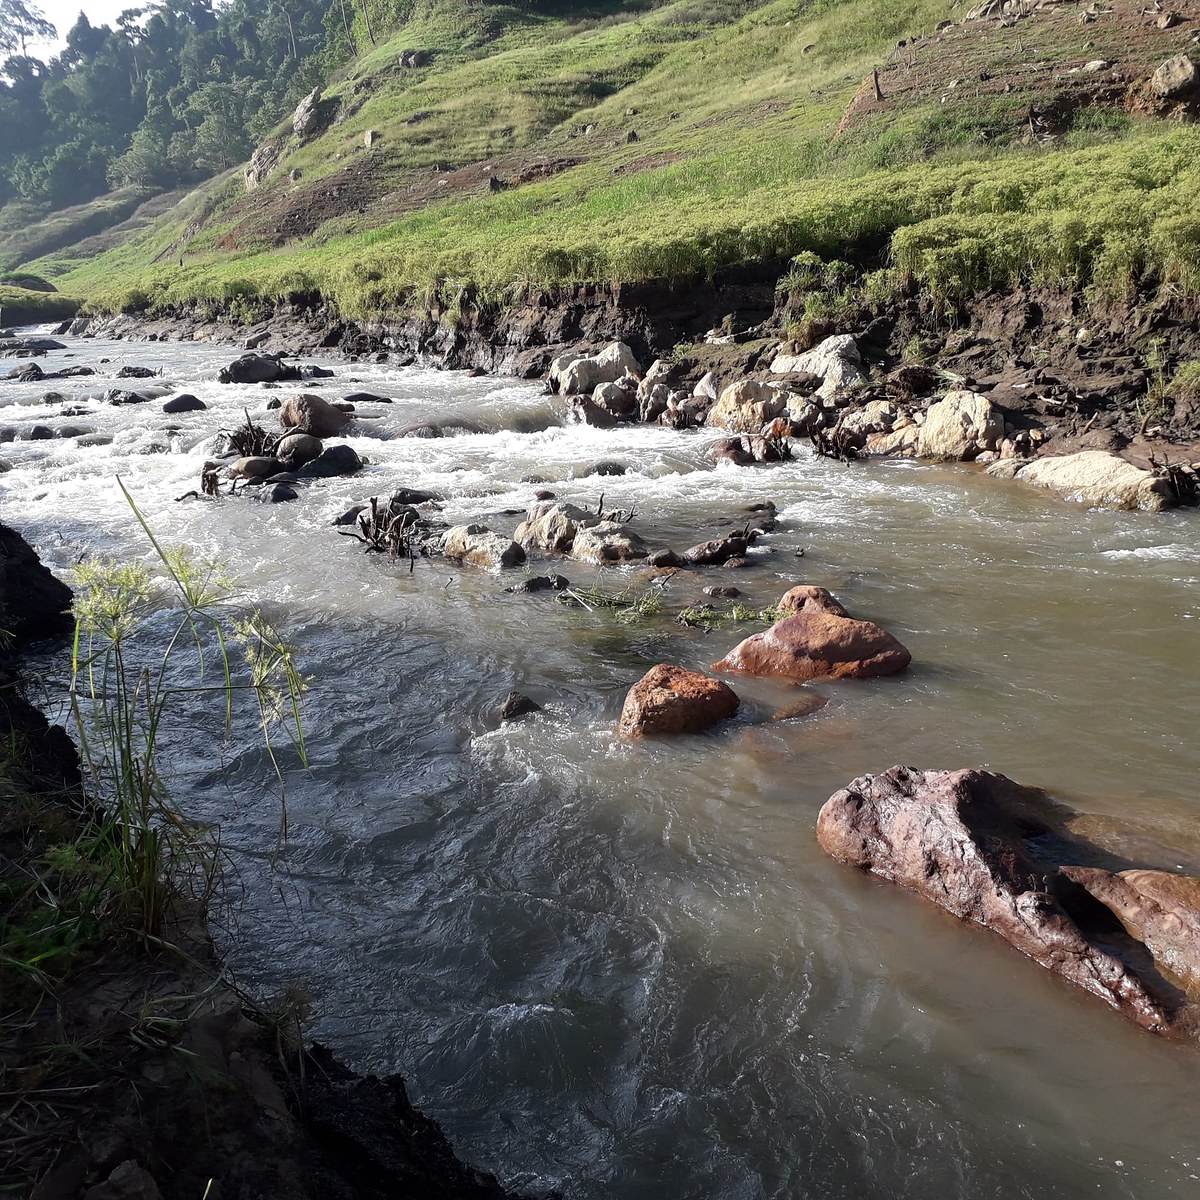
[0,0,56,56]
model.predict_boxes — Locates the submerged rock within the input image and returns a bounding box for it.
[618,664,740,738]
[498,691,541,721]
[713,587,909,681]
[163,393,206,413]
[683,536,748,566]
[1062,867,1200,997]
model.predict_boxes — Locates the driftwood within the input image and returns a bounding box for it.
[337,495,421,569]
[219,409,279,458]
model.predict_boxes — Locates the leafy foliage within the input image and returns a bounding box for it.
[0,0,330,210]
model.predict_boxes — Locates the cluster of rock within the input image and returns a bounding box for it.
[615,585,911,738]
[548,336,1186,511]
[817,766,1200,1040]
[213,392,363,503]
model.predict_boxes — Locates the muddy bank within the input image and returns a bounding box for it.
[75,273,1200,480]
[0,524,535,1200]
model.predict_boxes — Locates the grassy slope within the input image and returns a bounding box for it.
[25,0,1200,319]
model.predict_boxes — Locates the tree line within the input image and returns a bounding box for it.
[0,0,352,211]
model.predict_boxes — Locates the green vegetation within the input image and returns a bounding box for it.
[0,283,78,324]
[0,0,330,211]
[11,0,1200,322]
[1171,360,1200,401]
[2,494,305,1010]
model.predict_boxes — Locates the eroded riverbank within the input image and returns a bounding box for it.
[4,330,1200,1198]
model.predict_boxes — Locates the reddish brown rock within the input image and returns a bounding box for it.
[1062,866,1200,998]
[618,664,740,738]
[776,585,848,618]
[713,596,910,682]
[817,767,1172,1033]
[770,692,829,721]
[278,393,353,438]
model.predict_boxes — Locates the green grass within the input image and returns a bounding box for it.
[23,0,1200,321]
[0,187,158,274]
[0,285,80,326]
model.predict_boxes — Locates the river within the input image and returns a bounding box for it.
[5,331,1200,1199]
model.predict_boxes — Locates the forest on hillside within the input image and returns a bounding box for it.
[0,0,635,217]
[0,0,340,211]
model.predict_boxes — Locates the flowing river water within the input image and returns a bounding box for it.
[5,332,1200,1199]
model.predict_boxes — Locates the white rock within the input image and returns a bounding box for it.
[770,334,866,399]
[706,379,786,434]
[1003,451,1173,512]
[916,389,1004,460]
[442,524,526,569]
[514,502,596,553]
[550,342,641,395]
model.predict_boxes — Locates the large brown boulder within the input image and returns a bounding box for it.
[618,664,739,738]
[713,589,910,681]
[816,767,1172,1033]
[279,394,352,439]
[1062,867,1200,997]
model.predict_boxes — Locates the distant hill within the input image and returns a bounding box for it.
[16,0,1200,323]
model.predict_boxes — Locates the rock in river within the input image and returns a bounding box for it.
[618,664,740,738]
[991,450,1174,512]
[218,352,301,385]
[296,444,363,478]
[705,380,786,434]
[163,393,206,413]
[713,587,910,682]
[441,524,526,569]
[916,389,1003,461]
[570,521,648,565]
[1061,867,1200,997]
[816,766,1178,1034]
[515,502,595,555]
[279,393,353,438]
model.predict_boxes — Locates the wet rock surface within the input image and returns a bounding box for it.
[816,766,1200,1039]
[618,663,740,738]
[713,587,910,682]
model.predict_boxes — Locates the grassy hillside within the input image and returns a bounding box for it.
[22,0,1200,321]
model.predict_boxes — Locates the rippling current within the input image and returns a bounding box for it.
[6,332,1200,1199]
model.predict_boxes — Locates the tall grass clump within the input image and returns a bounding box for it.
[69,483,306,937]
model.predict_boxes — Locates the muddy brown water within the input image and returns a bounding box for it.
[5,334,1200,1199]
